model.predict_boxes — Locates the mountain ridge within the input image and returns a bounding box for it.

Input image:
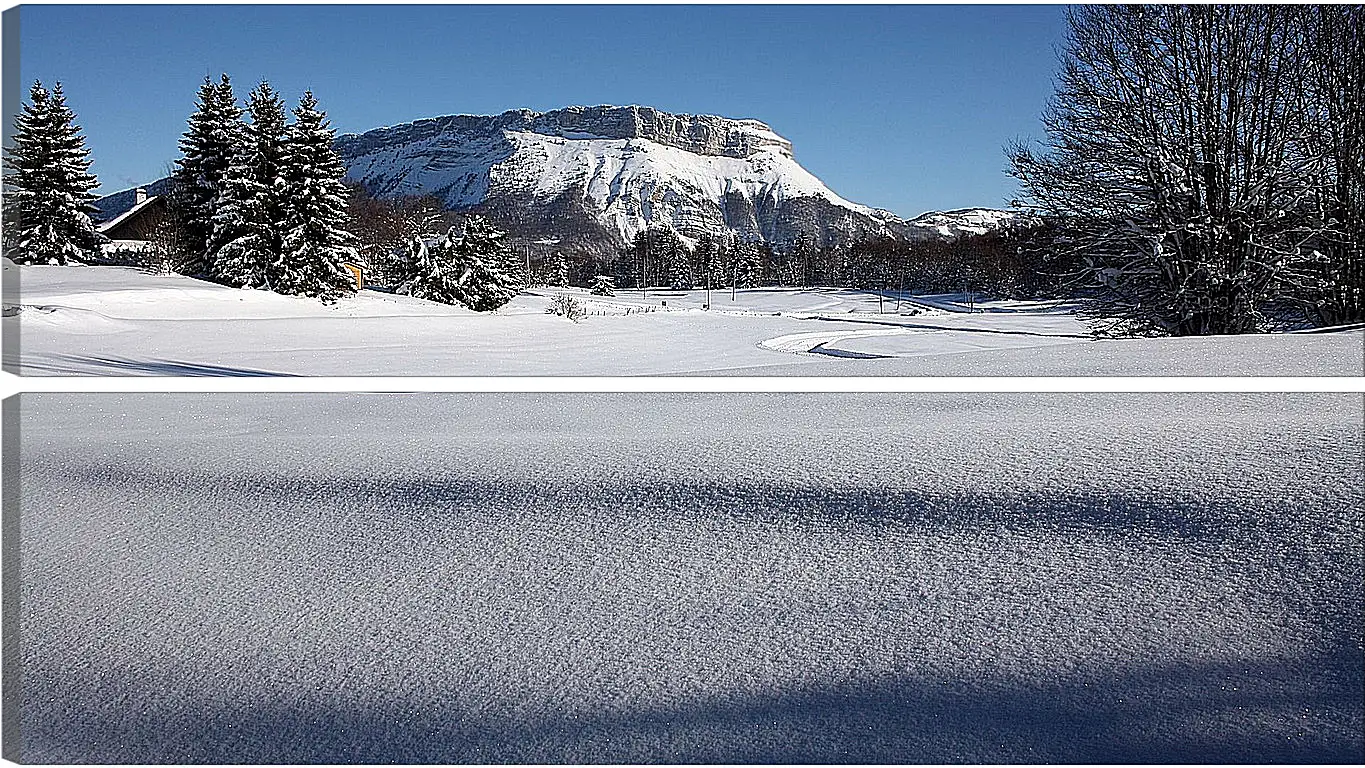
[95,104,1022,256]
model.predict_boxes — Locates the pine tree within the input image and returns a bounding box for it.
[170,75,241,275]
[629,226,693,288]
[276,91,357,301]
[590,274,616,296]
[627,229,651,288]
[658,229,693,289]
[731,240,763,289]
[693,231,726,290]
[457,215,521,311]
[546,251,568,287]
[211,82,289,288]
[394,217,520,311]
[4,81,105,265]
[394,231,465,303]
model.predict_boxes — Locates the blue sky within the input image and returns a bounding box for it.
[16,4,1068,218]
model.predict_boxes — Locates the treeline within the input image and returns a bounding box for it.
[424,220,1078,300]
[1009,5,1363,334]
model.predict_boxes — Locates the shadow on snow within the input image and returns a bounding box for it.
[14,353,298,377]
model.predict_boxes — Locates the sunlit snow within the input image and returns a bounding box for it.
[6,259,1362,376]
[14,392,1364,762]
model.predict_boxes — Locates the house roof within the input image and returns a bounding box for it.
[92,178,175,223]
[97,195,161,234]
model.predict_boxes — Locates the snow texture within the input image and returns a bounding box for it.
[13,392,1365,763]
[7,259,1363,376]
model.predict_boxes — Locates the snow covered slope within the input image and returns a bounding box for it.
[15,393,1364,762]
[335,105,918,252]
[9,259,1364,376]
[907,207,1027,239]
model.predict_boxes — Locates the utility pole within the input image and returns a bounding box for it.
[704,249,712,309]
[732,248,738,302]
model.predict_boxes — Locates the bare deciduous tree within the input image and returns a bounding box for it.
[1009,5,1355,335]
[1283,5,1365,327]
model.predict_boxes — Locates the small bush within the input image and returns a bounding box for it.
[546,293,585,322]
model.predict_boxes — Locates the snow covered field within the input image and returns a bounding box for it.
[6,260,1362,376]
[12,393,1364,762]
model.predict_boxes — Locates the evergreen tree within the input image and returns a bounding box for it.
[457,215,521,311]
[211,82,289,288]
[170,74,240,275]
[659,229,693,289]
[394,231,464,303]
[629,226,693,288]
[693,231,727,290]
[789,235,819,287]
[590,274,616,296]
[627,229,651,288]
[277,91,357,301]
[546,251,568,287]
[731,241,763,288]
[4,81,104,265]
[394,216,520,311]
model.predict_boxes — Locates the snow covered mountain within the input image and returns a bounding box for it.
[94,105,1023,256]
[334,105,922,254]
[907,207,1026,239]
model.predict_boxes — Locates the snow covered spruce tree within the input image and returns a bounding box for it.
[659,230,693,289]
[394,216,520,311]
[629,227,693,289]
[457,215,521,311]
[692,231,722,290]
[545,250,568,287]
[394,232,461,303]
[1008,6,1318,335]
[276,91,358,301]
[729,240,763,289]
[170,75,241,275]
[590,274,615,296]
[211,82,290,288]
[4,81,105,265]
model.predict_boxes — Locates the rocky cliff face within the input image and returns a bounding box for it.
[335,105,920,256]
[337,105,794,162]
